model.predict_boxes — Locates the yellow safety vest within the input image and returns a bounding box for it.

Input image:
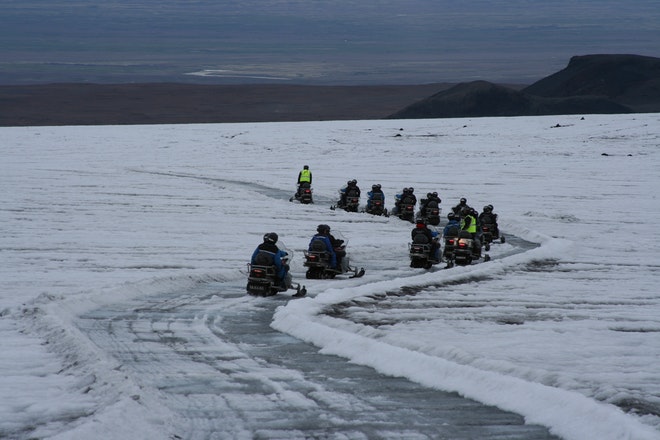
[299,169,311,183]
[461,215,477,234]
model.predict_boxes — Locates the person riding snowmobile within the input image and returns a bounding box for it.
[478,204,499,237]
[443,212,461,237]
[411,218,440,262]
[339,179,360,208]
[251,232,290,289]
[394,187,417,214]
[308,224,345,270]
[366,184,384,210]
[296,165,312,198]
[452,197,472,216]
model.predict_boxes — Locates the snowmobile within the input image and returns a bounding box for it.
[304,232,365,279]
[365,192,388,216]
[394,195,416,223]
[246,246,306,297]
[290,182,313,204]
[333,187,360,212]
[480,222,505,251]
[453,231,490,266]
[420,200,441,226]
[408,234,440,269]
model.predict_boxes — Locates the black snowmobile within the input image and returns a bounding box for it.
[290,182,314,204]
[304,232,365,279]
[453,231,490,266]
[409,233,441,269]
[247,246,306,297]
[365,192,388,216]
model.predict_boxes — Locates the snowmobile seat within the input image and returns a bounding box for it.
[310,239,328,252]
[253,251,275,267]
[458,230,472,239]
[412,233,429,244]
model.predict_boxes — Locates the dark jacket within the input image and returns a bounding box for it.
[251,242,287,279]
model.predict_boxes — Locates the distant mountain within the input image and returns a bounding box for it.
[389,54,660,119]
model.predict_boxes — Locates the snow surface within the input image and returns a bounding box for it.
[1,114,659,439]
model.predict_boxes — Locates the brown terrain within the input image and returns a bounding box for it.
[1,54,659,127]
[0,83,452,127]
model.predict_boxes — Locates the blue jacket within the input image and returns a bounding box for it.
[443,220,461,237]
[308,234,337,268]
[251,244,287,280]
[367,190,384,207]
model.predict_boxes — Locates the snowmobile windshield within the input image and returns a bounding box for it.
[330,230,348,246]
[277,242,294,261]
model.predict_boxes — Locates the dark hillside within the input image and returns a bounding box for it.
[388,81,630,119]
[522,54,660,112]
[389,54,660,119]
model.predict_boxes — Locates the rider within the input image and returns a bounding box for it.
[443,212,461,238]
[478,204,500,237]
[366,184,384,210]
[251,232,290,289]
[419,191,441,216]
[394,187,417,214]
[296,165,312,197]
[339,179,360,207]
[452,197,471,216]
[411,217,440,262]
[460,207,482,253]
[309,224,346,270]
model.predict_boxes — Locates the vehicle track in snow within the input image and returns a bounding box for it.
[77,274,558,440]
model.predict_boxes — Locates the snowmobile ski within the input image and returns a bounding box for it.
[350,267,365,278]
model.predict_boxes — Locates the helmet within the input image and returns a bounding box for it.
[351,179,357,185]
[303,165,309,169]
[427,192,433,198]
[461,207,470,216]
[483,205,492,213]
[403,187,409,193]
[460,197,467,204]
[409,187,414,193]
[317,224,330,234]
[372,184,379,190]
[447,212,457,221]
[488,204,494,211]
[432,192,438,197]
[415,217,426,227]
[263,232,278,244]
[347,180,352,186]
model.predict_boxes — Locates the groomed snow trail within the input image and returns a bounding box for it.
[77,273,559,439]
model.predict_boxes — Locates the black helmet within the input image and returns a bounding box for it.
[488,204,494,211]
[351,179,357,185]
[372,184,379,190]
[460,197,467,204]
[427,192,433,198]
[432,192,438,197]
[483,205,492,213]
[409,187,414,193]
[448,212,457,220]
[347,180,352,186]
[317,224,330,234]
[263,232,278,244]
[304,165,309,169]
[415,217,426,226]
